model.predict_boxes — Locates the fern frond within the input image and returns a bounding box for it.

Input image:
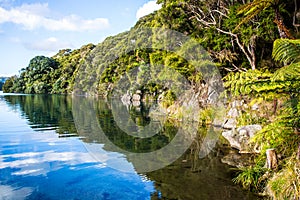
[234,0,274,32]
[272,62,300,81]
[272,39,300,64]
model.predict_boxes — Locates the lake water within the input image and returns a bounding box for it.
[0,93,259,200]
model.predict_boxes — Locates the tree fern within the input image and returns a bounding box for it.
[235,0,294,39]
[225,39,300,97]
[272,62,300,81]
[234,0,276,31]
[272,39,300,64]
[235,0,275,30]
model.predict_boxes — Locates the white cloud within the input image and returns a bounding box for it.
[136,1,162,19]
[0,3,110,31]
[24,37,74,52]
[0,185,33,200]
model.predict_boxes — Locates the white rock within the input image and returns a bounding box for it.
[222,118,237,129]
[227,108,239,118]
[222,124,262,153]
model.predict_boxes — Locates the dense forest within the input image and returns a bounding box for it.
[3,0,300,198]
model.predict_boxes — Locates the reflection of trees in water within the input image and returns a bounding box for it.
[147,134,257,200]
[2,95,257,199]
[3,95,77,136]
[3,95,178,153]
[82,98,178,153]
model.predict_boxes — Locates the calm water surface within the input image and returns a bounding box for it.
[0,93,259,200]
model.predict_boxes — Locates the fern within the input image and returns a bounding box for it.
[272,39,300,81]
[234,0,275,32]
[272,62,300,81]
[252,99,300,156]
[225,39,300,97]
[272,39,300,64]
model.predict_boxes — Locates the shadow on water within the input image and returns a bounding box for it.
[2,94,261,200]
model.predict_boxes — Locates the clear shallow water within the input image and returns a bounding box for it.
[0,93,259,200]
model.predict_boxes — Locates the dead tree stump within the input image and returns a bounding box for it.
[266,149,278,170]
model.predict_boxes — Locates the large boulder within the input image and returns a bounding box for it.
[222,125,262,153]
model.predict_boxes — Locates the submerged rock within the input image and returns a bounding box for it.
[221,149,255,168]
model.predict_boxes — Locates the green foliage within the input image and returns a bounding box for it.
[2,76,17,93]
[272,39,300,64]
[1,0,299,198]
[5,44,95,94]
[272,39,300,81]
[161,90,176,108]
[233,165,267,191]
[6,0,294,95]
[235,0,295,39]
[224,70,273,97]
[267,158,300,200]
[252,99,300,156]
[9,56,59,94]
[51,44,95,94]
[227,37,300,197]
[224,69,300,99]
[235,0,276,31]
[237,110,268,127]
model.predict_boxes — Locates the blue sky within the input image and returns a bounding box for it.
[0,0,161,76]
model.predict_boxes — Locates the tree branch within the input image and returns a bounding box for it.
[188,3,257,70]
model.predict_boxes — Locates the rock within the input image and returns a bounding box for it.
[237,125,262,138]
[221,150,255,168]
[222,118,237,129]
[251,103,259,111]
[213,118,224,127]
[207,74,224,104]
[121,93,131,106]
[222,129,241,150]
[222,124,262,153]
[132,94,141,101]
[227,107,239,118]
[231,100,244,108]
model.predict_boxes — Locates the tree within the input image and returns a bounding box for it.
[187,0,278,70]
[2,76,16,93]
[236,0,295,39]
[23,56,58,93]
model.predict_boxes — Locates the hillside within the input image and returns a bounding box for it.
[3,0,300,198]
[4,0,290,96]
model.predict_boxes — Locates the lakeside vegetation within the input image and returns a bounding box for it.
[2,0,300,198]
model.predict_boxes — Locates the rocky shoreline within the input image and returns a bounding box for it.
[120,90,266,167]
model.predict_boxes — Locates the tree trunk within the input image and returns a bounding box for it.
[274,7,295,39]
